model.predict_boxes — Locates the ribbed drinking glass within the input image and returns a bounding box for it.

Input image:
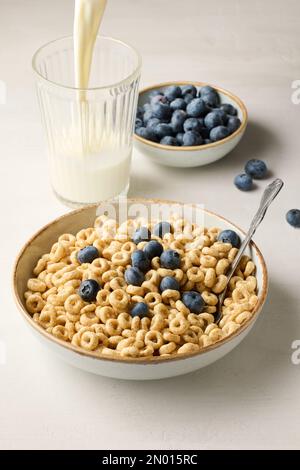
[32,36,141,206]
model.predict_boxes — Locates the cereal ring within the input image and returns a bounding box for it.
[204,268,216,288]
[26,293,45,314]
[96,306,116,323]
[109,289,129,311]
[38,305,56,328]
[159,342,177,355]
[110,277,126,290]
[27,278,47,293]
[201,291,218,306]
[144,292,162,308]
[117,312,132,329]
[169,315,189,335]
[96,289,110,306]
[80,331,99,351]
[186,267,204,283]
[65,294,84,316]
[144,331,163,350]
[150,314,165,331]
[105,319,122,336]
[177,343,200,354]
[212,275,227,294]
[183,329,199,344]
[52,325,69,341]
[161,289,180,304]
[111,251,130,266]
[216,259,230,275]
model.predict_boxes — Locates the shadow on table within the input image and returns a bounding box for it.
[86,278,298,405]
[129,120,281,198]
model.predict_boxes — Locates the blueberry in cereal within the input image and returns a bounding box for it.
[131,250,150,272]
[79,279,100,302]
[160,249,181,269]
[77,246,99,264]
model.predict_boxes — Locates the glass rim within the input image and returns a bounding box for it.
[32,35,142,92]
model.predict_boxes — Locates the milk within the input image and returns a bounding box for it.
[51,0,132,204]
[74,0,107,90]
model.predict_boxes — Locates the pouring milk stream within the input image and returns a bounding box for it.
[51,0,132,204]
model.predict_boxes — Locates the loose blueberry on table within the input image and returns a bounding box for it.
[286,209,300,228]
[135,84,241,146]
[234,173,253,191]
[245,159,268,179]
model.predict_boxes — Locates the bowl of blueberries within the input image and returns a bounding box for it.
[134,81,247,168]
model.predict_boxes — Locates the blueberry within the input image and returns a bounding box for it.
[182,291,205,314]
[146,117,161,130]
[143,103,151,112]
[199,127,210,139]
[210,125,230,142]
[131,302,149,318]
[204,111,224,130]
[135,117,143,129]
[164,85,182,101]
[184,93,194,104]
[182,131,202,146]
[186,98,209,117]
[170,98,187,111]
[143,110,154,125]
[151,102,172,120]
[286,209,300,228]
[154,123,173,139]
[212,108,228,124]
[125,267,145,286]
[204,139,212,144]
[137,106,144,119]
[150,94,168,105]
[183,117,202,133]
[220,103,237,116]
[200,85,215,96]
[201,91,219,107]
[170,109,187,133]
[160,276,180,292]
[143,240,164,259]
[227,116,241,134]
[160,249,181,269]
[245,159,268,179]
[135,126,158,142]
[218,229,241,248]
[77,246,99,264]
[181,84,197,97]
[234,173,253,191]
[131,250,150,272]
[149,90,162,99]
[154,221,173,238]
[176,132,184,145]
[160,136,177,146]
[78,279,100,302]
[132,226,151,244]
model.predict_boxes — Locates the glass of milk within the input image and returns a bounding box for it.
[32,36,141,206]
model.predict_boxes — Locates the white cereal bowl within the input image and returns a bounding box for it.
[134,81,248,168]
[13,199,267,380]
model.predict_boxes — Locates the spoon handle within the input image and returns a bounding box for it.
[218,178,284,308]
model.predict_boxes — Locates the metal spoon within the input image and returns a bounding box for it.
[214,178,284,324]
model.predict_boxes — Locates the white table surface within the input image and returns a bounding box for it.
[1,0,300,450]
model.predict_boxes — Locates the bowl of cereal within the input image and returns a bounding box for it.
[134,81,247,167]
[13,199,267,380]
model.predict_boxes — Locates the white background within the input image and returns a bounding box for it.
[1,0,300,450]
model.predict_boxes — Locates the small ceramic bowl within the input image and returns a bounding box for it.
[133,81,248,168]
[13,199,267,380]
